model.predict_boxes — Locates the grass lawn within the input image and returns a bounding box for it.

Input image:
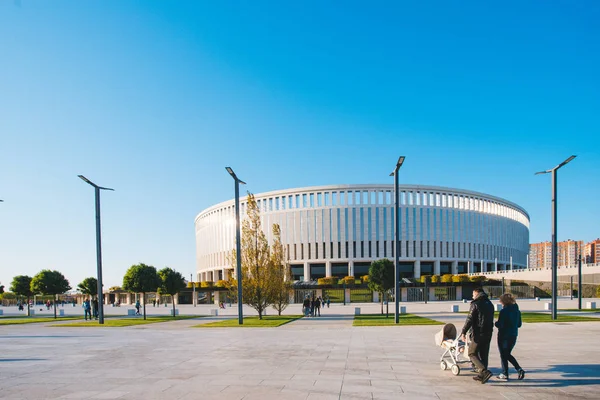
[0,316,83,325]
[194,315,302,328]
[520,312,600,323]
[559,308,600,313]
[53,315,198,327]
[458,311,599,323]
[353,313,444,326]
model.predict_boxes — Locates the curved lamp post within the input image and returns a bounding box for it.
[78,175,114,325]
[390,156,406,324]
[226,167,246,325]
[535,155,576,320]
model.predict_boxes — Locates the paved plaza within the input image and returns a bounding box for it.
[1,300,600,399]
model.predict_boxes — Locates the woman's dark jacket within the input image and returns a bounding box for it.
[461,293,495,338]
[495,303,522,338]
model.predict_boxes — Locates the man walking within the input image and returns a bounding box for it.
[83,299,92,321]
[92,298,99,320]
[460,287,494,384]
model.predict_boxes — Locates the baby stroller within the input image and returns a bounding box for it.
[435,323,470,376]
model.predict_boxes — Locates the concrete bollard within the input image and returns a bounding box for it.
[210,309,218,316]
[354,307,361,316]
[535,297,540,301]
[30,309,35,316]
[462,299,468,303]
[495,304,502,312]
[127,309,136,316]
[59,309,65,317]
[0,310,3,316]
[170,309,179,316]
[400,306,406,314]
[451,305,459,313]
[586,302,597,310]
[544,303,552,311]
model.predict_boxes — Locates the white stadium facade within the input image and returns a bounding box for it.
[195,184,530,283]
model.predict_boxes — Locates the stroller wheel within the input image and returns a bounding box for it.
[451,364,460,376]
[440,361,448,371]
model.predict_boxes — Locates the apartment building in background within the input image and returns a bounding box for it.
[584,239,600,264]
[529,239,584,268]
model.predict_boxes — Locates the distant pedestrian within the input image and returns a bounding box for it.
[92,298,99,319]
[326,296,330,308]
[460,288,494,384]
[83,299,92,320]
[46,300,51,310]
[302,297,311,317]
[135,300,141,315]
[495,293,525,381]
[314,297,321,317]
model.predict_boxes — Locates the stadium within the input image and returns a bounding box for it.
[195,184,530,283]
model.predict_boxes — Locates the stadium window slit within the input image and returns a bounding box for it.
[324,192,329,206]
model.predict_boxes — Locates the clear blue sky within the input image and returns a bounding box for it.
[1,1,599,289]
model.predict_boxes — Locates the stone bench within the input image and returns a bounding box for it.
[210,309,218,316]
[170,309,179,316]
[127,309,136,316]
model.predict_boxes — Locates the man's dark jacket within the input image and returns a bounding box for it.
[461,292,494,338]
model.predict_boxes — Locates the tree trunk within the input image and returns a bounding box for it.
[27,296,30,317]
[172,295,176,318]
[380,292,384,315]
[53,296,57,319]
[143,293,147,320]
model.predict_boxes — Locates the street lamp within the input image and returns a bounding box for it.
[226,167,246,325]
[390,156,406,324]
[78,175,114,325]
[535,155,576,320]
[191,273,196,307]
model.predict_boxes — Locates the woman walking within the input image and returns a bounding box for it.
[495,293,525,381]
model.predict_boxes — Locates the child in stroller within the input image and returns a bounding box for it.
[435,323,470,375]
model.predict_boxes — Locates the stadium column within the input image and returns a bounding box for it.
[414,260,421,278]
[434,260,441,276]
[304,262,310,282]
[325,261,332,277]
[451,261,458,275]
[349,261,354,278]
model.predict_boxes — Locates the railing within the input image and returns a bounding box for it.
[468,263,599,276]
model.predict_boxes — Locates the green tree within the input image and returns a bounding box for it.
[158,267,186,318]
[0,283,4,294]
[30,270,71,319]
[270,224,291,316]
[77,277,98,299]
[230,193,275,319]
[10,275,34,316]
[122,263,160,320]
[368,259,395,317]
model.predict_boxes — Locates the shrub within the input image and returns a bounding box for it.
[469,275,486,284]
[186,282,197,289]
[200,281,214,288]
[317,277,337,286]
[340,276,356,285]
[361,275,370,283]
[215,280,228,288]
[597,285,600,298]
[452,275,471,283]
[430,275,440,283]
[441,274,453,283]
